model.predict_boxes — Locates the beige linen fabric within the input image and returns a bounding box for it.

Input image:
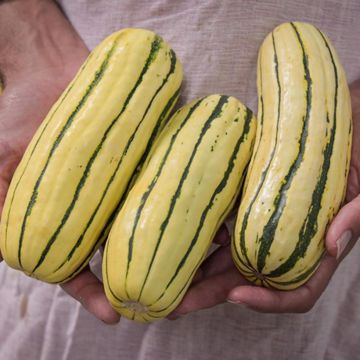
[0,1,360,359]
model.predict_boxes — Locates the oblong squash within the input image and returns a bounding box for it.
[232,22,352,290]
[0,28,183,283]
[103,95,256,322]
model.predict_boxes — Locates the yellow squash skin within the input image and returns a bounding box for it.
[232,22,352,290]
[103,95,256,322]
[0,28,183,283]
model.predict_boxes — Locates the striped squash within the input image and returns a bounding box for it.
[232,22,352,290]
[103,95,256,321]
[0,28,183,283]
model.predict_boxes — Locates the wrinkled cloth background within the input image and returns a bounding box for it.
[1,1,360,359]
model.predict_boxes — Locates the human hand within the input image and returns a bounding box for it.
[0,0,119,324]
[169,80,360,318]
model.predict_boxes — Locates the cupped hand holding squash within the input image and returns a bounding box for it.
[0,0,119,324]
[170,80,360,317]
[1,1,359,324]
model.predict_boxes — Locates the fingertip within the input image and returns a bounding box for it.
[61,268,120,325]
[79,287,121,325]
[227,285,285,313]
[85,291,120,324]
[167,311,182,320]
[171,296,192,316]
[325,198,359,258]
[325,211,347,256]
[100,307,121,325]
[227,285,263,306]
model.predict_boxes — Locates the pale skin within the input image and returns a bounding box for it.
[0,0,358,324]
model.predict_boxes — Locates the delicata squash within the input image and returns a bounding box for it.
[0,28,183,283]
[103,95,256,321]
[232,22,352,290]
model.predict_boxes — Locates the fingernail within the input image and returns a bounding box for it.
[167,311,182,321]
[226,299,244,305]
[336,230,352,260]
[101,318,120,325]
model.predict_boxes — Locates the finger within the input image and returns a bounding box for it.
[61,267,120,324]
[170,267,248,317]
[200,245,234,278]
[183,245,235,293]
[0,177,8,262]
[179,245,238,303]
[191,267,204,284]
[185,244,233,288]
[326,194,360,259]
[213,224,230,246]
[227,253,337,313]
[0,177,10,214]
[345,165,360,203]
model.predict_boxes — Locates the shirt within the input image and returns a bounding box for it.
[0,1,359,359]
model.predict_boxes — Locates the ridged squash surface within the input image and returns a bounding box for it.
[0,28,183,283]
[232,22,352,290]
[104,95,256,321]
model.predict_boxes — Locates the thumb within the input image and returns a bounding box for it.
[0,180,8,262]
[326,194,360,260]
